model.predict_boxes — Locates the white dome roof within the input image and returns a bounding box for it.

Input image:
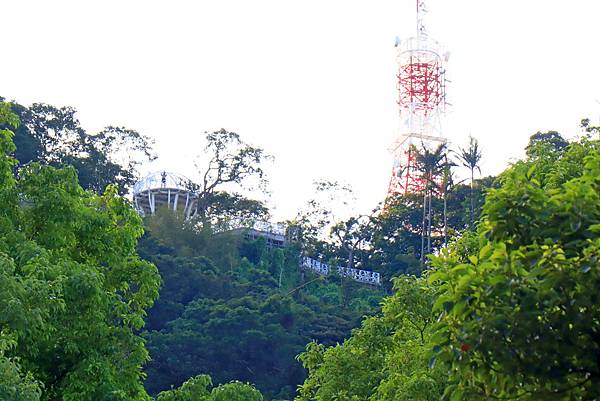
[133,171,197,195]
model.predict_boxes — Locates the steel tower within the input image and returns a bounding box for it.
[386,0,448,197]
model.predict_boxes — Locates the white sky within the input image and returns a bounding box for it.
[2,0,600,220]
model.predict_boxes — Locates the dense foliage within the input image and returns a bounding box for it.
[368,177,494,285]
[139,210,383,399]
[295,173,494,292]
[429,134,600,400]
[156,375,263,401]
[297,131,600,401]
[0,102,160,400]
[0,96,155,195]
[5,94,597,401]
[296,276,446,401]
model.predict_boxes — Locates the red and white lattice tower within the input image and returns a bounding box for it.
[386,0,448,197]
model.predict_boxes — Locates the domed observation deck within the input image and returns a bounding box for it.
[133,171,199,218]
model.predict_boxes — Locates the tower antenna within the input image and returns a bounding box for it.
[417,0,427,37]
[386,0,448,199]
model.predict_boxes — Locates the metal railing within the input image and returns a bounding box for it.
[300,256,381,286]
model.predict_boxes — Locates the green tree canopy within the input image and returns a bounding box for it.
[0,97,155,194]
[155,375,263,401]
[0,101,160,401]
[296,276,446,401]
[525,130,569,157]
[139,209,381,399]
[194,129,270,228]
[429,136,600,400]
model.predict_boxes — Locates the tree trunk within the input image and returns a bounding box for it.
[278,265,283,288]
[470,169,475,230]
[427,189,432,254]
[421,187,427,263]
[443,188,448,247]
[348,247,354,270]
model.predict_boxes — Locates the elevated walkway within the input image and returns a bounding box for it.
[300,256,381,286]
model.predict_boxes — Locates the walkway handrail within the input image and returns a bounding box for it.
[300,256,381,286]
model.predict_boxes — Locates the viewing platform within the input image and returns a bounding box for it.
[133,171,199,218]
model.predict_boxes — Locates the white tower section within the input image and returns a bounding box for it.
[133,171,199,218]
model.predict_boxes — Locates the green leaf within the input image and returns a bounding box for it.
[452,301,467,316]
[479,244,493,260]
[427,271,447,283]
[588,223,600,232]
[430,328,450,347]
[442,384,456,400]
[450,263,470,274]
[450,388,464,401]
[526,164,536,179]
[457,274,473,289]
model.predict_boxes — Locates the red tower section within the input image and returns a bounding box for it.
[387,0,447,199]
[398,58,445,114]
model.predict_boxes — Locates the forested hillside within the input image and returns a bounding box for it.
[137,211,383,399]
[2,97,597,401]
[296,129,600,400]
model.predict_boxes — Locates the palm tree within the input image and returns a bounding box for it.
[415,142,447,262]
[459,136,482,230]
[439,155,458,247]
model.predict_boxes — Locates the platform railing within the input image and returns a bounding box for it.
[300,256,381,286]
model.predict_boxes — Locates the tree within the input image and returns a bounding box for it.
[0,98,156,194]
[525,130,569,157]
[156,375,212,401]
[581,118,599,139]
[139,207,378,399]
[330,215,373,270]
[429,135,600,400]
[439,154,460,247]
[65,125,156,194]
[0,339,42,401]
[415,142,448,261]
[210,381,263,401]
[458,135,482,230]
[0,101,161,401]
[155,375,263,401]
[203,191,269,232]
[328,215,375,305]
[0,102,44,401]
[369,174,495,288]
[371,192,423,260]
[291,180,386,299]
[293,180,370,268]
[295,276,446,401]
[294,180,357,239]
[194,129,270,227]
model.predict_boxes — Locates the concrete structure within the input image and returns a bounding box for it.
[133,171,199,218]
[230,227,287,249]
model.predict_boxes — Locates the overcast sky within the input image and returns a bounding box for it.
[2,0,600,220]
